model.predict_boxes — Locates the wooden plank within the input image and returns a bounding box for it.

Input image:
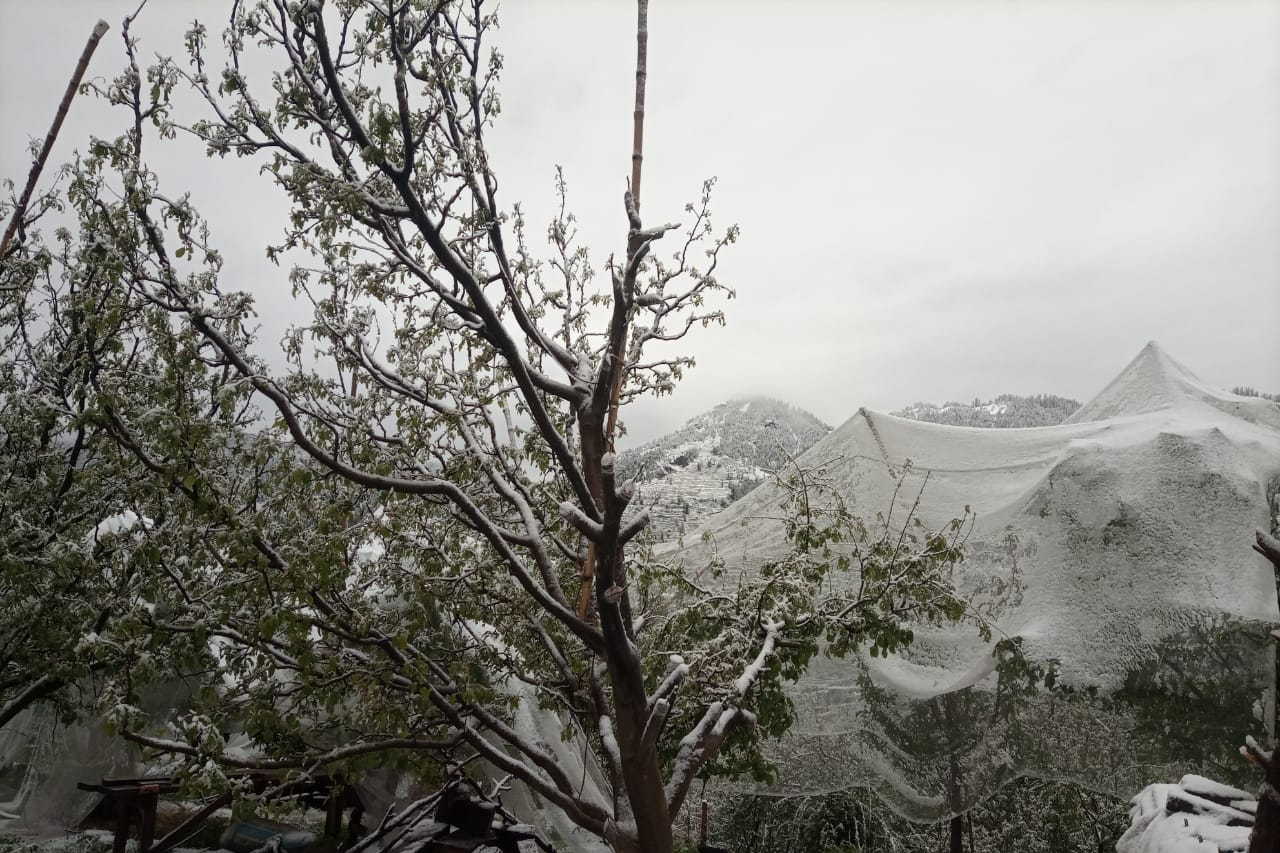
[79,782,181,797]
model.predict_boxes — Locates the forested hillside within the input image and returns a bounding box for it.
[1232,386,1280,402]
[892,393,1082,428]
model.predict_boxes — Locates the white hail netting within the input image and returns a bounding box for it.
[500,687,613,853]
[671,342,1280,822]
[0,707,136,831]
[0,705,411,836]
[0,681,216,833]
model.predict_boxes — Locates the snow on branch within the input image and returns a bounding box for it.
[599,713,625,783]
[649,654,690,709]
[560,500,604,541]
[619,507,651,543]
[664,619,782,815]
[734,617,783,697]
[121,729,462,771]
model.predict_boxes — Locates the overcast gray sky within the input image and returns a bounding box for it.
[3,1,1278,445]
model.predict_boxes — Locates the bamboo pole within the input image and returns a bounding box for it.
[630,0,648,212]
[0,19,110,258]
[603,0,649,456]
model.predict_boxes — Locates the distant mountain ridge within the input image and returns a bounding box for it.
[892,393,1082,429]
[617,397,830,540]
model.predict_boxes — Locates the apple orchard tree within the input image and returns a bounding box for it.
[1,2,977,851]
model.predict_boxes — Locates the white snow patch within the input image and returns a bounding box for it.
[88,510,146,542]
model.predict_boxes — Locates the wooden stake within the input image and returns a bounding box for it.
[1247,528,1280,853]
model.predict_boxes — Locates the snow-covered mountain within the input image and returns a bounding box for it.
[892,393,1082,428]
[617,397,830,540]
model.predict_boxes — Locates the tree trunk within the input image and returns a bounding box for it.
[1250,530,1280,853]
[577,402,673,853]
[1251,786,1280,853]
[574,4,674,849]
[949,815,964,853]
[598,542,674,853]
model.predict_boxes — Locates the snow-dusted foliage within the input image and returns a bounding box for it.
[0,5,976,853]
[0,182,164,737]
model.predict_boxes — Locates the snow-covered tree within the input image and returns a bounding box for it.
[2,3,979,850]
[0,179,163,730]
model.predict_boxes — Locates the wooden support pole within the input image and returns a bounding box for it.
[1248,529,1280,853]
[112,797,131,853]
[137,789,158,853]
[630,0,649,212]
[326,793,342,838]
